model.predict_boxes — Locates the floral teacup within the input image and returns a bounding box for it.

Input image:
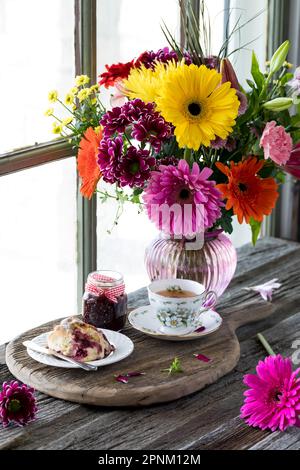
[147,278,217,334]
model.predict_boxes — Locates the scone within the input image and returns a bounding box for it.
[47,317,114,362]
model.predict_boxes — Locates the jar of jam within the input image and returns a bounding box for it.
[82,270,127,331]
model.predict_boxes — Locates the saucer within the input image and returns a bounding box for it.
[128,306,222,341]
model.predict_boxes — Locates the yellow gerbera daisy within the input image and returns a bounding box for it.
[123,61,177,103]
[156,64,239,150]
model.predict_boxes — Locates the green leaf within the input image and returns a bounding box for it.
[250,217,262,246]
[218,209,234,234]
[246,79,256,89]
[162,357,183,375]
[251,51,265,91]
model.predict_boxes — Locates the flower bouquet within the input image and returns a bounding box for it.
[46,3,300,294]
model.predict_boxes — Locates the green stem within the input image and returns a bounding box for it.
[257,333,276,356]
[57,99,76,116]
[184,147,193,165]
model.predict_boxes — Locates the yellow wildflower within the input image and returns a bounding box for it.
[65,92,75,105]
[72,104,77,111]
[62,117,73,126]
[48,90,58,103]
[75,75,90,86]
[90,84,100,93]
[283,61,293,69]
[94,125,101,134]
[44,108,54,117]
[77,88,91,102]
[71,87,78,94]
[52,122,63,134]
[90,97,97,105]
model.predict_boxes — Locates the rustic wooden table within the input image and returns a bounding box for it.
[1,237,300,450]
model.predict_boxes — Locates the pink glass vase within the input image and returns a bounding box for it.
[145,231,237,297]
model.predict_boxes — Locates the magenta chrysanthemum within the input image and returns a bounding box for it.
[241,354,300,432]
[98,135,123,184]
[116,146,155,188]
[132,112,172,152]
[143,159,223,236]
[100,99,155,137]
[135,47,186,69]
[100,106,130,137]
[98,137,155,187]
[0,381,37,427]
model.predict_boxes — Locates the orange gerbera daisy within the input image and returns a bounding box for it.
[216,157,279,224]
[77,127,102,199]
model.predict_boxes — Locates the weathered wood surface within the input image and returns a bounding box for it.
[5,299,274,407]
[1,237,300,450]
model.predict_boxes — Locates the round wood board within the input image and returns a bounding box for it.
[6,300,274,407]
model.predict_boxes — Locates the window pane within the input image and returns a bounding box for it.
[0,0,75,154]
[0,159,77,343]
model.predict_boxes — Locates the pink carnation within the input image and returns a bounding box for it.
[143,159,223,236]
[241,355,300,432]
[260,121,292,165]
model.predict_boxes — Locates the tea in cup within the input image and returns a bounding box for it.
[147,278,217,334]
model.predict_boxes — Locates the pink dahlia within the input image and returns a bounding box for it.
[143,159,223,236]
[283,142,300,179]
[260,121,292,165]
[0,380,37,427]
[241,355,300,432]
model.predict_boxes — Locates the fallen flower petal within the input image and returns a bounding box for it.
[115,372,145,384]
[194,326,206,333]
[115,375,129,384]
[244,278,281,301]
[193,353,211,363]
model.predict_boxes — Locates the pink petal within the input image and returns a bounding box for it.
[193,353,211,363]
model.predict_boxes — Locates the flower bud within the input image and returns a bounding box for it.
[269,41,290,75]
[263,97,293,112]
[220,58,239,89]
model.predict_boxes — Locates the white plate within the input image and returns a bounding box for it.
[26,329,134,369]
[128,306,222,341]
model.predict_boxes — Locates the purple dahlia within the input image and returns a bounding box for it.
[117,146,155,188]
[143,159,223,236]
[100,99,156,138]
[0,381,37,427]
[100,106,130,137]
[211,136,237,152]
[98,135,123,184]
[135,47,192,69]
[132,112,172,152]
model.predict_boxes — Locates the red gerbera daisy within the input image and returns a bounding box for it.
[216,157,279,224]
[77,127,102,199]
[99,61,134,88]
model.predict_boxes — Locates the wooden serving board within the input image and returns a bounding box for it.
[6,299,274,407]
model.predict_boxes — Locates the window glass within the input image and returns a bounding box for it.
[0,0,75,154]
[0,159,77,343]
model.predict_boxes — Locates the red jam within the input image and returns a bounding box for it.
[83,293,127,331]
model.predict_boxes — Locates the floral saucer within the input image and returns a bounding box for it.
[128,306,222,341]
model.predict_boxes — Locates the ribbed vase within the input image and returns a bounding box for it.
[145,232,237,297]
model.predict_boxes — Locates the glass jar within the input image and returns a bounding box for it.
[82,270,127,331]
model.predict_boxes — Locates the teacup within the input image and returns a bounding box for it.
[147,278,217,334]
